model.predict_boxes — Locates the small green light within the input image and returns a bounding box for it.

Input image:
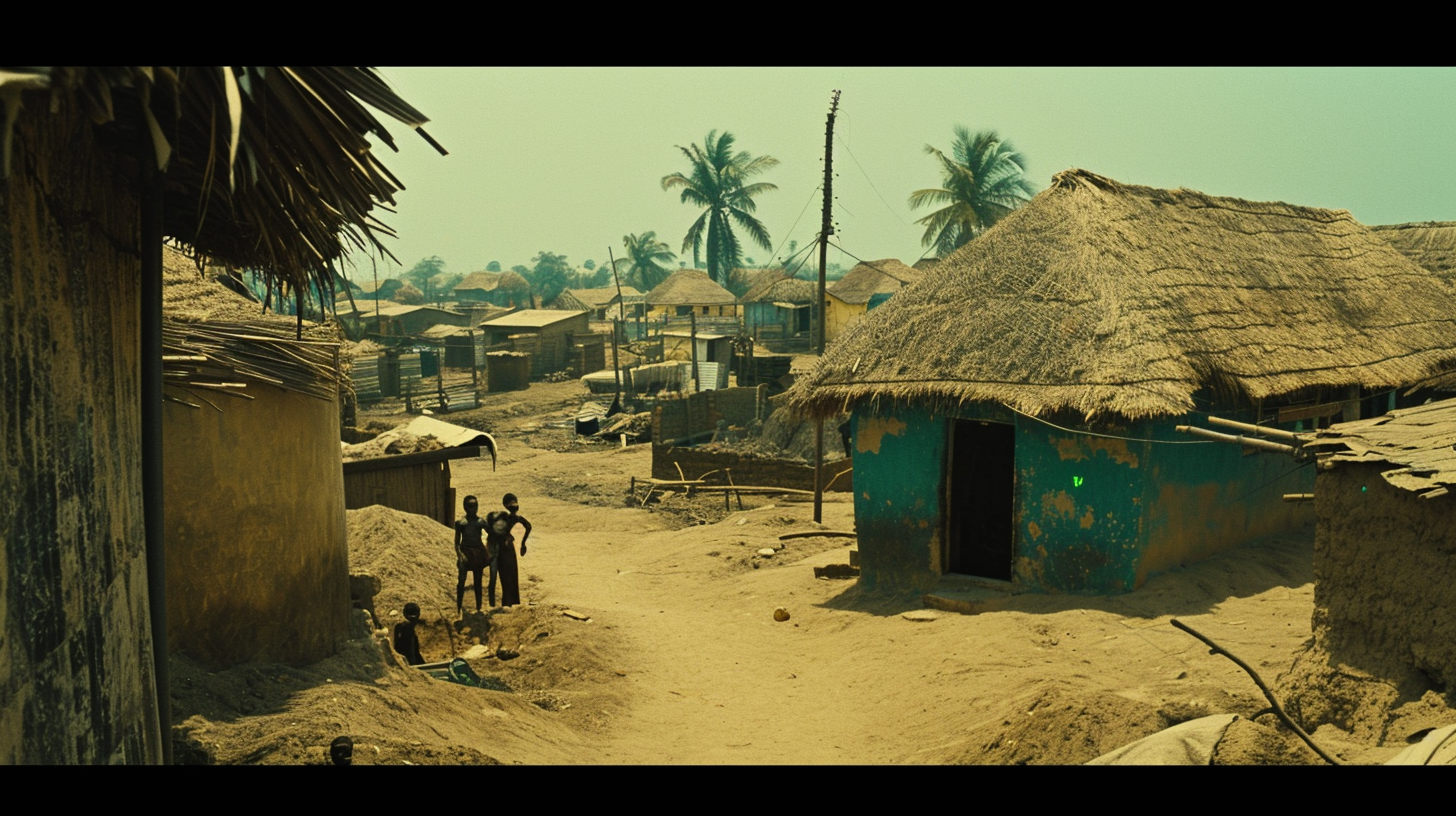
[1073,476,1084,488]
[1361,485,1367,493]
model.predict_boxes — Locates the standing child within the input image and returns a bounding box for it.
[484,493,532,608]
[453,495,490,615]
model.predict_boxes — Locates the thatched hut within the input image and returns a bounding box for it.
[645,269,737,318]
[741,274,815,341]
[453,269,531,307]
[823,258,921,342]
[784,169,1456,595]
[2,66,440,763]
[549,285,643,320]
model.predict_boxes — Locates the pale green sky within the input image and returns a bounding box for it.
[346,67,1456,280]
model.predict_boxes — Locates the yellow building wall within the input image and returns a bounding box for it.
[825,295,866,343]
[163,382,349,669]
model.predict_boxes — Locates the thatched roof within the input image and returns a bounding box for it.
[785,169,1456,421]
[1302,397,1456,497]
[2,67,444,296]
[646,270,735,306]
[825,259,921,305]
[455,271,506,293]
[1370,221,1456,280]
[742,274,817,304]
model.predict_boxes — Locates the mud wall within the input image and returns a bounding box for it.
[163,382,350,669]
[652,445,853,492]
[1312,463,1456,690]
[1,102,162,763]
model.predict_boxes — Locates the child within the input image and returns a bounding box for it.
[392,602,425,666]
[484,493,532,608]
[453,495,490,615]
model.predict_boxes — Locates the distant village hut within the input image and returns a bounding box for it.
[785,169,1456,595]
[823,258,921,343]
[646,269,737,319]
[453,270,531,308]
[478,309,591,379]
[741,274,815,343]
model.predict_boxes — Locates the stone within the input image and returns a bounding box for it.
[757,548,777,557]
[901,610,940,622]
[774,607,790,622]
[460,645,492,660]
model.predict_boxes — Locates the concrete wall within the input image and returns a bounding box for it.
[163,382,349,669]
[1,103,163,763]
[1312,463,1456,690]
[850,401,1314,594]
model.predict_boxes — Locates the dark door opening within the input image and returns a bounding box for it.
[946,419,1015,581]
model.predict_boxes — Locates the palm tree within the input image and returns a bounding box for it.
[909,127,1036,257]
[662,130,778,286]
[620,232,677,291]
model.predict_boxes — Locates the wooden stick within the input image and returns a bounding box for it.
[779,530,856,540]
[1170,618,1343,765]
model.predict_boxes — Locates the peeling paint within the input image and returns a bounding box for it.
[1079,508,1095,529]
[1028,521,1043,540]
[856,416,907,455]
[1043,490,1076,518]
[1054,435,1140,468]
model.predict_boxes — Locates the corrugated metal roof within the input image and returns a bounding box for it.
[479,309,588,329]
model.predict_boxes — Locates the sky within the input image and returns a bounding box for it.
[342,67,1456,282]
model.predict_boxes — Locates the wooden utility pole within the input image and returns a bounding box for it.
[607,247,628,404]
[814,90,840,524]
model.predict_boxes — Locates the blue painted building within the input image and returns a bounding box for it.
[786,170,1456,594]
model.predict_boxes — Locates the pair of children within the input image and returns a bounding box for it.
[453,493,532,615]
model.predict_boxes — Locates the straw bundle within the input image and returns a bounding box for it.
[785,169,1456,422]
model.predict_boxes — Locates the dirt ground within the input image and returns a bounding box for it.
[169,378,1454,765]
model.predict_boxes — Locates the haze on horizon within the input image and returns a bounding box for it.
[342,67,1456,281]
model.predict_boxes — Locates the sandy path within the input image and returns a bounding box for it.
[450,442,1322,765]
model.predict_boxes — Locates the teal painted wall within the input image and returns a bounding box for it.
[851,401,1315,594]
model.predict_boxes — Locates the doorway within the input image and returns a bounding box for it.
[945,419,1016,581]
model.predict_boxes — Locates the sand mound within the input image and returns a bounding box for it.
[950,682,1168,765]
[342,431,446,462]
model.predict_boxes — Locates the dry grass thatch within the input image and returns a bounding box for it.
[454,271,506,292]
[741,274,817,304]
[1371,222,1456,279]
[785,169,1456,421]
[2,67,444,296]
[646,269,736,306]
[825,258,921,305]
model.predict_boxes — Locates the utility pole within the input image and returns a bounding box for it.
[814,90,840,524]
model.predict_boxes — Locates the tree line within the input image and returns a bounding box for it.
[376,123,1036,307]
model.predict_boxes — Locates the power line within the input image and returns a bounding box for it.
[835,132,909,227]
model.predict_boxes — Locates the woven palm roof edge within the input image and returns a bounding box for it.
[2,66,442,300]
[782,168,1456,422]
